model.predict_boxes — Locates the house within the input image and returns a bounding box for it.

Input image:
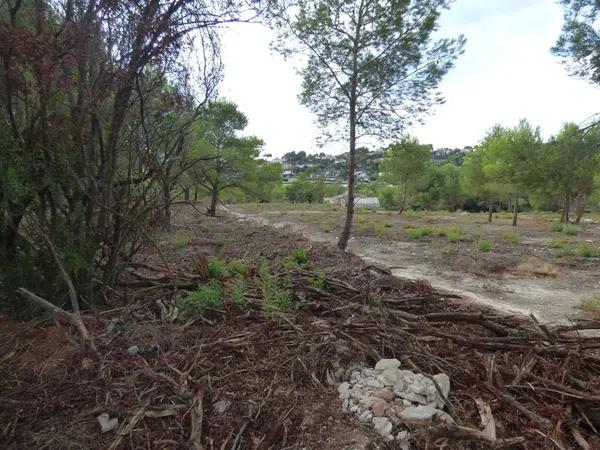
[324,194,380,208]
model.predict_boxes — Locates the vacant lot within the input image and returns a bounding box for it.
[232,204,600,323]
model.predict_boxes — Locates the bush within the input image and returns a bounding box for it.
[308,273,326,289]
[548,237,569,249]
[256,258,294,316]
[478,239,493,252]
[230,279,247,308]
[563,224,578,236]
[502,231,520,244]
[176,280,223,316]
[407,226,433,239]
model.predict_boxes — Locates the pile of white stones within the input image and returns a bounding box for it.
[337,358,454,443]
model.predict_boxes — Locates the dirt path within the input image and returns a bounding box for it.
[229,207,600,324]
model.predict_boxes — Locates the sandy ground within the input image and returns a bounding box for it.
[230,204,600,324]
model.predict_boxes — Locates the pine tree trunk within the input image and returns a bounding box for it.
[488,197,493,223]
[207,187,218,217]
[398,182,407,216]
[562,191,570,223]
[575,192,586,224]
[512,193,518,227]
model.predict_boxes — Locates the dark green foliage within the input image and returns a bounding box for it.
[176,280,224,317]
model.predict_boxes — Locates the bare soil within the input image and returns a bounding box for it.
[231,204,600,324]
[2,205,600,449]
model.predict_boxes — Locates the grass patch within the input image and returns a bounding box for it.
[502,230,520,244]
[171,232,192,249]
[216,235,225,248]
[580,294,600,319]
[478,239,494,252]
[407,226,433,239]
[256,258,294,316]
[320,224,333,233]
[176,280,223,316]
[549,222,563,233]
[287,248,309,268]
[227,259,248,277]
[577,243,600,258]
[563,224,578,236]
[443,226,465,243]
[548,237,569,249]
[404,210,420,219]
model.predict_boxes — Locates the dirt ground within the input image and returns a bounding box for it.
[2,205,600,449]
[230,204,600,324]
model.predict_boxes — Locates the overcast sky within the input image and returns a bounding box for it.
[219,0,600,157]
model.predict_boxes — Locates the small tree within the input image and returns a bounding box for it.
[270,0,465,250]
[189,101,263,216]
[461,145,496,222]
[380,137,431,214]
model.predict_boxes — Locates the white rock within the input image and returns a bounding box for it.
[394,390,428,405]
[97,413,118,433]
[350,404,360,413]
[358,410,373,423]
[370,398,389,417]
[126,345,139,355]
[342,399,349,411]
[372,388,394,402]
[373,417,393,437]
[213,399,231,415]
[379,368,402,386]
[362,368,381,377]
[350,370,362,382]
[365,378,384,388]
[433,373,450,400]
[338,382,350,400]
[399,405,439,426]
[375,358,401,371]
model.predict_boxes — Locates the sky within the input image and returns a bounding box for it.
[219,0,600,157]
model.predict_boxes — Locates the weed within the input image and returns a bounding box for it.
[404,210,420,219]
[550,222,563,233]
[216,235,226,247]
[440,245,458,256]
[171,232,192,249]
[503,231,520,244]
[407,226,433,239]
[577,243,600,258]
[230,278,247,308]
[308,273,326,289]
[563,224,578,236]
[478,239,494,252]
[256,258,294,316]
[227,259,248,277]
[176,280,223,316]
[208,258,226,279]
[556,244,575,257]
[404,224,415,230]
[384,223,393,228]
[288,248,309,268]
[200,223,210,233]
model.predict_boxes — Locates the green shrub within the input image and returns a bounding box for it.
[478,239,493,252]
[384,223,393,228]
[549,222,563,233]
[556,244,575,257]
[227,259,248,277]
[216,235,226,248]
[171,232,192,249]
[577,243,600,258]
[230,279,247,308]
[404,210,420,219]
[563,224,578,236]
[407,226,433,239]
[176,280,223,316]
[502,231,520,244]
[208,258,226,279]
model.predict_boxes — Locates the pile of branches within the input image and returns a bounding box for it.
[2,239,600,449]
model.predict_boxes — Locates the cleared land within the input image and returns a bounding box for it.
[2,205,600,449]
[231,204,600,323]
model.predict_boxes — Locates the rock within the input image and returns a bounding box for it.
[375,358,401,371]
[97,413,118,433]
[350,370,362,382]
[373,417,393,437]
[365,377,384,388]
[433,373,451,403]
[396,431,411,450]
[362,368,381,377]
[338,382,350,400]
[435,410,456,426]
[370,398,389,417]
[379,368,401,386]
[342,399,349,411]
[372,388,394,402]
[213,399,231,415]
[398,405,439,426]
[358,410,373,423]
[394,389,428,405]
[126,345,139,355]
